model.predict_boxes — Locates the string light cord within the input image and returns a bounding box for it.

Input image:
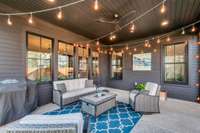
[75,0,165,44]
[104,18,200,48]
[0,0,85,16]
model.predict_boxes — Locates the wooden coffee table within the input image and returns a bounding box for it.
[80,92,116,117]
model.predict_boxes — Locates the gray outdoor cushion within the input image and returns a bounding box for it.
[56,83,66,93]
[85,80,94,88]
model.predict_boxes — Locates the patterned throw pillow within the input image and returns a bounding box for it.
[56,83,66,93]
[85,80,94,88]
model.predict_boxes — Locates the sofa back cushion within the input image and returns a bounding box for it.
[85,80,94,88]
[54,78,88,92]
[56,83,67,93]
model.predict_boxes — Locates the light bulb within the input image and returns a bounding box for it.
[7,16,12,26]
[110,47,113,51]
[94,0,99,11]
[161,20,169,26]
[191,25,196,32]
[110,34,116,41]
[130,23,135,33]
[57,8,63,20]
[144,40,149,47]
[125,45,129,50]
[96,40,100,46]
[48,0,55,2]
[86,43,90,48]
[181,28,185,35]
[28,13,33,24]
[129,52,132,55]
[134,48,137,52]
[153,49,157,53]
[157,37,161,44]
[160,1,166,14]
[166,36,171,42]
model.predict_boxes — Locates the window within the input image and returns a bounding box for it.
[111,52,123,80]
[58,41,74,80]
[78,47,89,78]
[164,42,188,84]
[92,51,100,77]
[27,33,53,82]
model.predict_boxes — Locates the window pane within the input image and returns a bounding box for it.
[175,43,186,62]
[164,45,174,63]
[111,52,122,80]
[175,64,186,82]
[27,51,40,59]
[41,38,52,53]
[27,58,40,81]
[40,59,51,81]
[41,53,51,60]
[165,64,174,82]
[28,34,40,52]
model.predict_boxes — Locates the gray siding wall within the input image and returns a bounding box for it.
[0,16,88,80]
[105,35,199,101]
[0,15,89,105]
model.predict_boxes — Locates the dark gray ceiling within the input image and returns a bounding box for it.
[0,0,200,44]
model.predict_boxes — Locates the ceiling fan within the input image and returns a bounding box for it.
[95,9,136,30]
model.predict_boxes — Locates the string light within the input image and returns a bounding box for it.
[86,43,90,48]
[153,49,157,53]
[110,47,113,51]
[160,0,166,14]
[134,48,137,52]
[129,22,135,33]
[166,36,171,42]
[181,28,185,35]
[96,40,100,46]
[28,13,33,24]
[57,7,63,20]
[191,25,196,32]
[109,34,116,41]
[7,15,12,26]
[144,40,149,47]
[94,0,99,11]
[161,20,169,26]
[157,37,161,44]
[129,52,132,55]
[125,45,129,50]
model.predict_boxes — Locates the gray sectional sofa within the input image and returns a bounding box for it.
[53,78,96,107]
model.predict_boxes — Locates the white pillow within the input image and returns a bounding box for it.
[0,79,18,84]
[145,82,158,96]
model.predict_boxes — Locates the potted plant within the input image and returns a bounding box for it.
[135,83,145,91]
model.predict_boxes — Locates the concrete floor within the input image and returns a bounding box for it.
[132,98,200,133]
[1,98,200,133]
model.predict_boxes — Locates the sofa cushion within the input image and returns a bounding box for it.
[62,87,96,99]
[65,78,87,92]
[85,80,94,88]
[56,83,67,93]
[145,82,158,96]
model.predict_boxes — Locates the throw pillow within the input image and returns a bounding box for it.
[85,80,94,88]
[56,83,66,93]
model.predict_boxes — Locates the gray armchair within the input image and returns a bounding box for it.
[130,82,160,113]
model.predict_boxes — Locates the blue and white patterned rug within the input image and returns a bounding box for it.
[44,101,142,133]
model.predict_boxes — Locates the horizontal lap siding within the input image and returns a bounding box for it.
[0,24,24,80]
